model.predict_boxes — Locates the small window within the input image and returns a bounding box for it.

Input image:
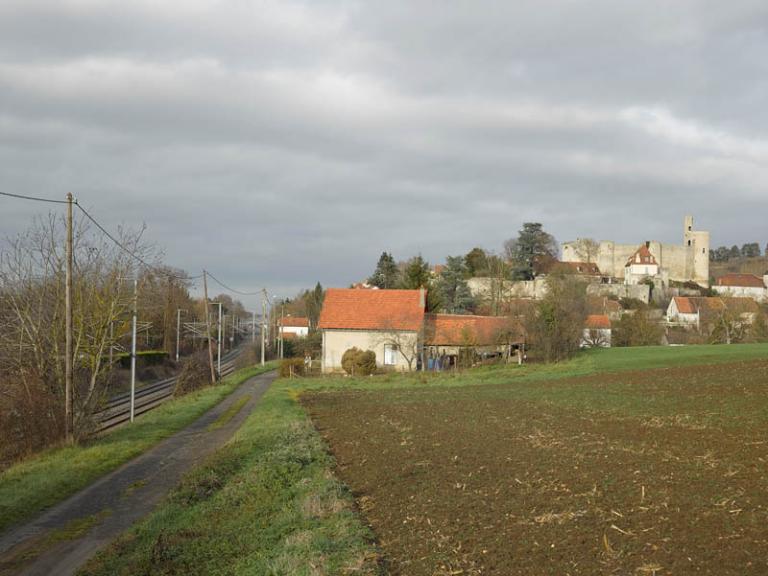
[688,240,692,246]
[384,344,398,366]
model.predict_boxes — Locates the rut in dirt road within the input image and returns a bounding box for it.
[0,371,276,576]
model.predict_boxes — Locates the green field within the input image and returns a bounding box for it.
[79,343,768,575]
[0,363,277,534]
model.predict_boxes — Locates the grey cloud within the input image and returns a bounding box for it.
[1,0,768,306]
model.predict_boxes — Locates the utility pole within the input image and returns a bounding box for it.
[252,310,256,344]
[65,192,74,442]
[279,301,285,359]
[216,302,222,377]
[202,271,216,384]
[176,308,186,362]
[261,289,267,366]
[130,277,138,422]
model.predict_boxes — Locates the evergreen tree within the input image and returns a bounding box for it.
[438,256,475,314]
[401,255,431,289]
[464,247,489,277]
[729,245,741,259]
[503,223,558,280]
[304,282,324,332]
[741,243,761,258]
[368,252,400,288]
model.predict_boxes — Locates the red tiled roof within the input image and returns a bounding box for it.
[550,261,602,275]
[716,274,766,288]
[424,314,524,346]
[318,288,425,331]
[584,314,611,330]
[626,244,658,267]
[672,296,725,315]
[279,316,309,328]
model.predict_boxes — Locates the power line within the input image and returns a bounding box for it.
[0,191,69,204]
[205,270,262,296]
[2,190,263,295]
[75,203,203,282]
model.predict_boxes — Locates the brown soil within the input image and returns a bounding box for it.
[302,360,768,575]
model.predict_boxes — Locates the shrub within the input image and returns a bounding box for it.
[174,352,212,396]
[279,358,305,378]
[341,347,377,376]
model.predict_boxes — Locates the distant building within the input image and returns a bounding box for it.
[667,296,760,327]
[624,243,659,285]
[582,315,612,348]
[562,215,709,286]
[712,273,768,303]
[278,316,309,338]
[319,288,426,373]
[423,313,524,369]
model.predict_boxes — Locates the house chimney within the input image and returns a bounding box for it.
[419,287,426,309]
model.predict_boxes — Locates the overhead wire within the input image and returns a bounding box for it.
[2,190,266,297]
[205,270,263,296]
[0,191,69,204]
[74,202,203,281]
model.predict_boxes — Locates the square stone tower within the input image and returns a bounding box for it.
[684,215,710,286]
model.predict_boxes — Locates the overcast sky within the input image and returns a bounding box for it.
[1,1,767,308]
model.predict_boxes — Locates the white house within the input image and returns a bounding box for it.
[581,314,612,348]
[279,316,309,338]
[667,296,760,327]
[319,288,426,373]
[624,243,659,285]
[712,273,768,303]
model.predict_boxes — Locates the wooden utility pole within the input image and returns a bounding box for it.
[261,289,267,366]
[202,271,217,384]
[65,193,74,442]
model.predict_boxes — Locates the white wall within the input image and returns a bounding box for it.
[712,286,766,303]
[281,326,309,336]
[322,329,419,373]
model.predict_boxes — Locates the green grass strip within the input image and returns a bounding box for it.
[0,362,277,534]
[80,377,383,576]
[207,395,251,432]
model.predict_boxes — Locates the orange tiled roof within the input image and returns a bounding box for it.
[424,314,524,346]
[673,296,725,315]
[551,261,602,275]
[584,314,611,330]
[279,316,309,328]
[318,288,425,331]
[626,244,658,267]
[716,274,766,288]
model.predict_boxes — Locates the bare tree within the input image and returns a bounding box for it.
[573,238,600,264]
[0,212,157,453]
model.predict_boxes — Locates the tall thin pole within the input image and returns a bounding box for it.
[217,303,222,377]
[202,271,216,384]
[279,303,285,359]
[65,192,74,442]
[261,289,266,366]
[130,277,137,422]
[176,308,183,362]
[252,310,256,344]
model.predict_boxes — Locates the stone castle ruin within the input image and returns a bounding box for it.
[562,215,710,287]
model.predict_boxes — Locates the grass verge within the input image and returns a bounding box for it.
[78,344,767,575]
[0,362,277,534]
[80,377,382,576]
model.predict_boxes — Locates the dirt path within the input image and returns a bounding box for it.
[0,371,276,576]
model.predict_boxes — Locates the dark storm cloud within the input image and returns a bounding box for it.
[1,0,767,306]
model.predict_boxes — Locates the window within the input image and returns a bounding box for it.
[384,344,398,366]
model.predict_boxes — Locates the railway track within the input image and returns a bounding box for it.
[95,348,242,433]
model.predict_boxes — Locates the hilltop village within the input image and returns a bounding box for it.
[275,216,768,373]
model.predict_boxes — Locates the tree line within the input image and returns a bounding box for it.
[709,243,767,262]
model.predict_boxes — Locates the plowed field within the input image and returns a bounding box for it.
[302,360,768,575]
